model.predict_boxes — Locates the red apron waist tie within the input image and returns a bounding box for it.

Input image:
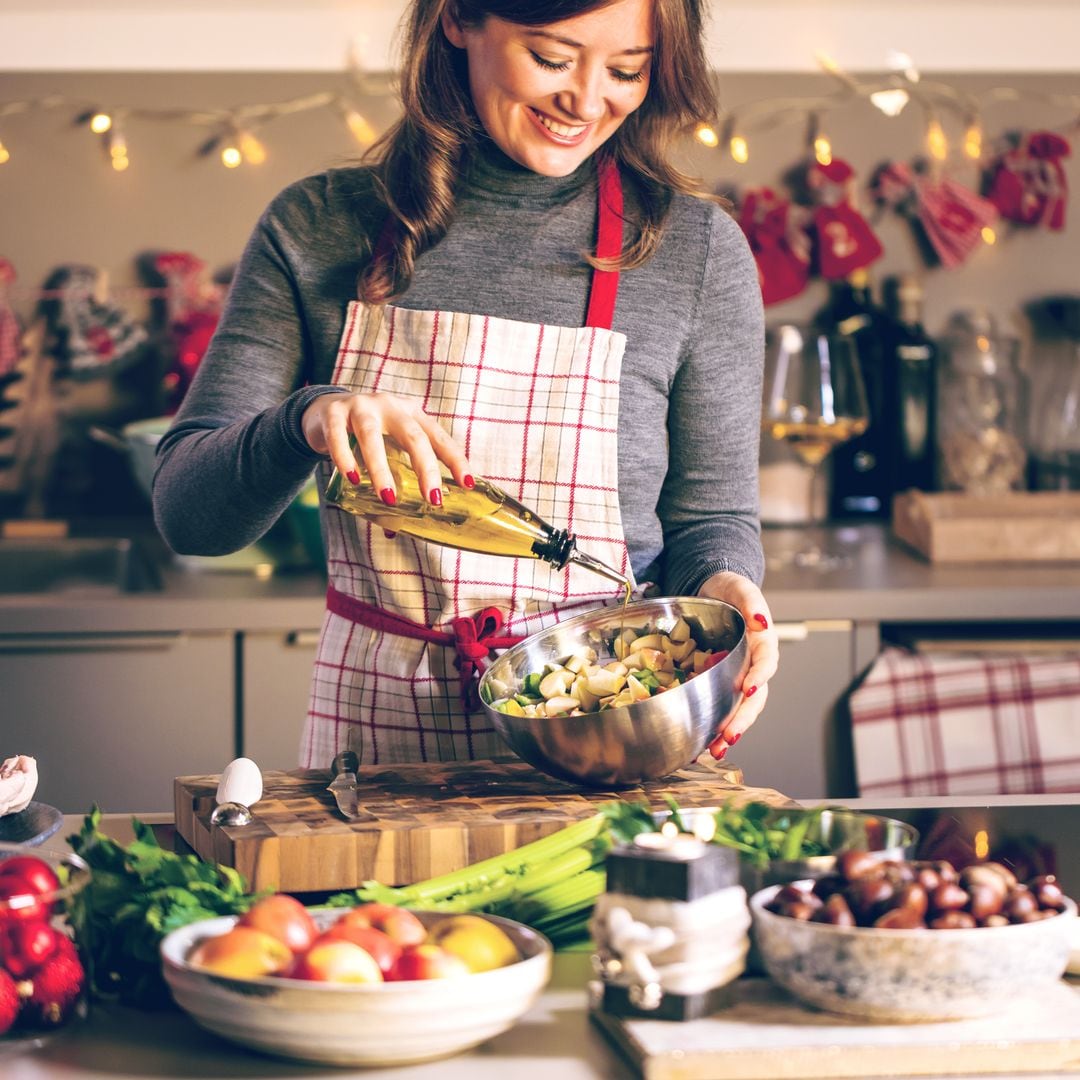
[325,585,524,713]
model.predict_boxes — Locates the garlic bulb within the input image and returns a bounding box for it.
[0,754,39,816]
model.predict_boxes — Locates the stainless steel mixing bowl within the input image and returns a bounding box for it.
[478,597,748,787]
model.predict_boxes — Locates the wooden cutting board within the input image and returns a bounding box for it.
[592,978,1080,1080]
[173,755,793,894]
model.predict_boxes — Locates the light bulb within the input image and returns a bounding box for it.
[343,107,376,147]
[926,118,948,161]
[221,144,242,168]
[107,130,127,159]
[238,131,267,165]
[887,50,920,83]
[981,226,997,245]
[869,89,910,118]
[89,112,113,134]
[694,123,719,148]
[111,154,130,172]
[729,135,749,164]
[963,123,983,160]
[0,140,9,165]
[813,135,832,166]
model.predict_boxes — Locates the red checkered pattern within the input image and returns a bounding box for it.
[301,297,634,769]
[850,646,1080,797]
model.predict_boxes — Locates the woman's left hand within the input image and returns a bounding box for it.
[697,571,779,760]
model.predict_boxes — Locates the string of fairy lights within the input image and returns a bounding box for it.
[0,52,1077,178]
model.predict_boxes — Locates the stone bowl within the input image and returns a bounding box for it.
[160,909,551,1067]
[750,884,1077,1022]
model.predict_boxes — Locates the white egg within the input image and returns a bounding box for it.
[215,757,263,808]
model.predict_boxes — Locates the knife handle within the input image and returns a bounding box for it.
[331,750,359,776]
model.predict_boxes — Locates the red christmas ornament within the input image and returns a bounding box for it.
[736,187,811,305]
[986,131,1071,230]
[1,920,60,978]
[805,157,884,279]
[0,968,21,1036]
[25,935,85,1028]
[872,161,999,269]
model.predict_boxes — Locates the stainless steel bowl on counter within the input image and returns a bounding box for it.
[655,805,920,894]
[478,597,748,788]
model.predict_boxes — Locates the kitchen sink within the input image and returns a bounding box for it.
[0,537,163,595]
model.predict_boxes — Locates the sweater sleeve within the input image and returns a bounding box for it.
[657,204,766,594]
[152,176,350,556]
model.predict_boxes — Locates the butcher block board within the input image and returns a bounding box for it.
[592,978,1080,1080]
[174,756,793,894]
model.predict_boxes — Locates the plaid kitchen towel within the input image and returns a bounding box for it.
[849,646,1080,796]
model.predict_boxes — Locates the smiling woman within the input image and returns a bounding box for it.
[152,0,780,771]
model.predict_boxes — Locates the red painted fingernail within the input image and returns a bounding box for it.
[347,470,361,485]
[429,487,443,506]
[379,487,396,506]
[754,613,769,629]
[726,731,742,745]
[383,529,397,540]
[745,685,758,698]
[463,474,475,489]
[713,744,728,760]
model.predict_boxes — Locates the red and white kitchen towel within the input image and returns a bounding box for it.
[849,647,1080,797]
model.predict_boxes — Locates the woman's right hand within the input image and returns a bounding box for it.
[302,391,474,505]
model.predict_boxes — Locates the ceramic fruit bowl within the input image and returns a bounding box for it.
[751,883,1077,1022]
[160,909,552,1067]
[479,596,747,787]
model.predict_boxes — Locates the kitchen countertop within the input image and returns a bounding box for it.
[7,805,1078,1080]
[3,524,1080,634]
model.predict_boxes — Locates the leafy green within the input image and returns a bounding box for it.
[68,806,263,1008]
[599,797,833,869]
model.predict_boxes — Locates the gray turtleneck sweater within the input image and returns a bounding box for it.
[153,143,765,594]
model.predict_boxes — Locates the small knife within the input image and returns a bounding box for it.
[327,751,362,821]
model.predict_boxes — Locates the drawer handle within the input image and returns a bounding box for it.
[285,631,321,648]
[0,633,187,652]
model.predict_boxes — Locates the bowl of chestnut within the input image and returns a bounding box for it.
[750,853,1076,1023]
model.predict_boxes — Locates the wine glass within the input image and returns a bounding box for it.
[761,324,869,569]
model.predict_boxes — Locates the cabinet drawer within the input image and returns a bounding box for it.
[0,631,234,813]
[241,630,319,771]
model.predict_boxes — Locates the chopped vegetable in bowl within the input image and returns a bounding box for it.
[489,617,726,719]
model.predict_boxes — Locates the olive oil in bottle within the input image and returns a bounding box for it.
[325,439,629,590]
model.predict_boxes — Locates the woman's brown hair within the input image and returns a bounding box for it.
[360,0,719,304]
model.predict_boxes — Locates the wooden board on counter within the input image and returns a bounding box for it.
[892,490,1080,563]
[592,978,1080,1080]
[174,756,793,893]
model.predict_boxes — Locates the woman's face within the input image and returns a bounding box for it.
[443,0,655,177]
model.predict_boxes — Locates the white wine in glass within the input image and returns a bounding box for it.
[762,324,870,565]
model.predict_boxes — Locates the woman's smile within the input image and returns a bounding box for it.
[442,0,654,176]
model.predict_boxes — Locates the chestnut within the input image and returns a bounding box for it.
[813,893,856,926]
[1030,875,1066,911]
[1002,886,1039,922]
[929,882,969,914]
[837,850,883,883]
[874,906,925,929]
[929,911,976,929]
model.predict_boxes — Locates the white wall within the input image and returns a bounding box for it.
[2,0,1080,73]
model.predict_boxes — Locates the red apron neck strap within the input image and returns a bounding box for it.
[585,157,623,331]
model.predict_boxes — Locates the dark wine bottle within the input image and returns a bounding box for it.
[882,276,938,498]
[813,269,890,518]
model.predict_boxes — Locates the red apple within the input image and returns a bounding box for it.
[318,922,401,976]
[291,939,383,984]
[187,926,292,979]
[391,943,470,981]
[338,903,426,947]
[237,894,317,954]
[0,968,20,1036]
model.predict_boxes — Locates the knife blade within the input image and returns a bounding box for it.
[327,750,362,821]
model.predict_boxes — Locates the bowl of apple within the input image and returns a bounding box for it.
[160,895,552,1067]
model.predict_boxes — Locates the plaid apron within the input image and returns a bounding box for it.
[300,163,636,767]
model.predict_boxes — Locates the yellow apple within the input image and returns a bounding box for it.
[187,926,292,979]
[424,915,520,973]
